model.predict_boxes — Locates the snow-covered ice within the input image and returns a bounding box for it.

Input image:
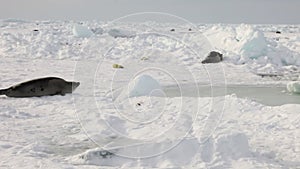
[0,20,299,169]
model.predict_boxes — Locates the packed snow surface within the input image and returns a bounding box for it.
[0,19,299,169]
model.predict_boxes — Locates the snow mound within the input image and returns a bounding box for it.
[108,28,135,38]
[287,81,300,94]
[72,24,93,38]
[128,74,163,97]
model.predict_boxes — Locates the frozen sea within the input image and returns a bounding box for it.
[0,19,299,169]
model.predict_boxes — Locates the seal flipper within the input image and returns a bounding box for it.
[0,89,7,96]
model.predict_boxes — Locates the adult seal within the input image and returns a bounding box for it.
[0,77,80,98]
[201,51,223,64]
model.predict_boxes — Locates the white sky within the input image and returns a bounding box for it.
[1,0,299,24]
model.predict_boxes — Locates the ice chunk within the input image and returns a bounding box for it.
[216,133,251,160]
[72,24,93,38]
[240,31,267,59]
[91,27,104,35]
[237,25,267,59]
[128,74,163,97]
[287,81,300,94]
[108,28,135,38]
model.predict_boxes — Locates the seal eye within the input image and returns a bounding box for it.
[41,88,44,91]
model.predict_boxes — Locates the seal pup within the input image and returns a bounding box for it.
[0,77,80,98]
[201,51,223,64]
